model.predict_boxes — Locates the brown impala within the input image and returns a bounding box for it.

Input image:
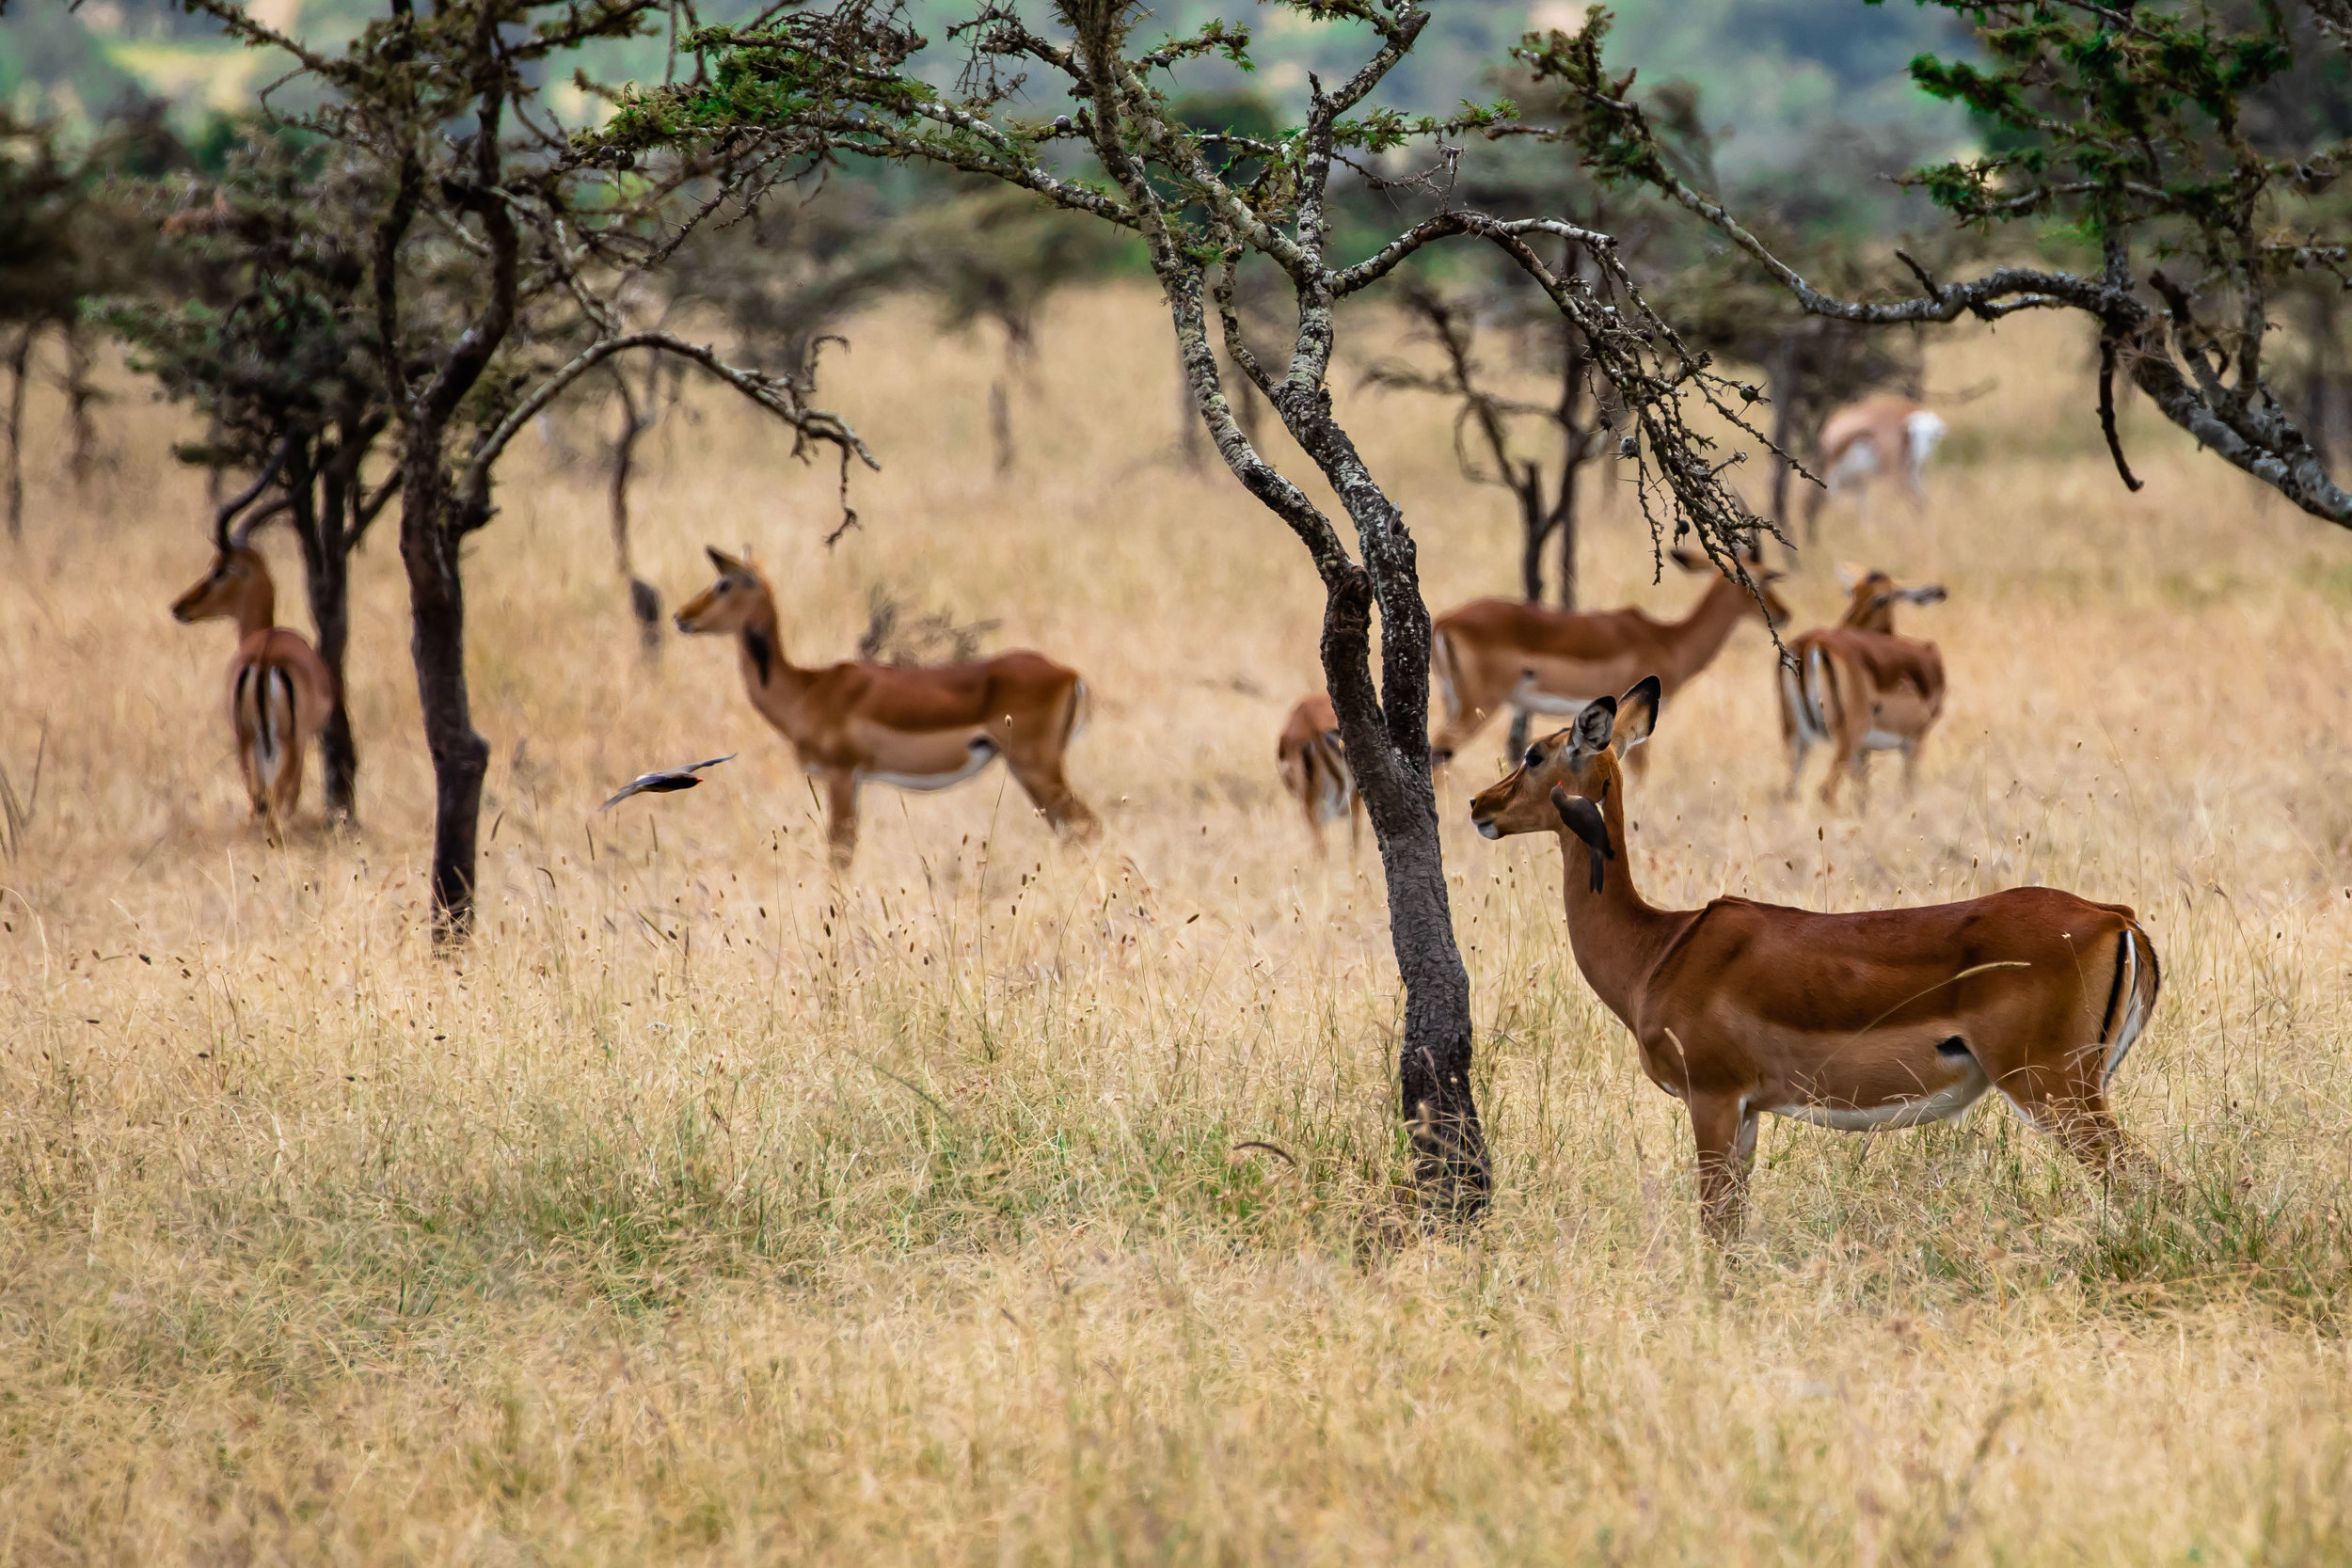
[169,455,337,834]
[1430,549,1789,765]
[1470,677,2162,1242]
[1274,692,1360,856]
[675,548,1100,868]
[1805,395,1947,531]
[1778,564,1949,806]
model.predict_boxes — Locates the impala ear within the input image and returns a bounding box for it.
[706,546,746,576]
[1836,561,1863,591]
[1668,547,1707,575]
[1615,675,1661,752]
[1571,695,1617,755]
[1904,582,1948,606]
[1550,785,1615,893]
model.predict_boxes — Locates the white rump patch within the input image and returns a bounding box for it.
[1905,410,1949,467]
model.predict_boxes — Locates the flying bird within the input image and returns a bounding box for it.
[598,753,737,811]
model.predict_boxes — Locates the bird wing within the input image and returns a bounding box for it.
[687,753,738,773]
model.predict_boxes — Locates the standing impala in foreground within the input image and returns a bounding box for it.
[1429,548,1789,765]
[1778,565,1949,807]
[169,456,336,834]
[1804,395,1948,533]
[1275,692,1360,856]
[675,548,1100,868]
[1471,678,2162,1242]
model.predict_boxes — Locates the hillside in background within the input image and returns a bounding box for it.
[7,0,1975,203]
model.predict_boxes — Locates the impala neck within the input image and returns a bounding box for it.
[234,564,277,641]
[1556,771,1685,1027]
[1657,579,1750,689]
[736,588,809,698]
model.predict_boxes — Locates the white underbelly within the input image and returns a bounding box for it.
[861,743,998,793]
[1509,675,1592,719]
[1862,728,1909,751]
[1766,1061,1990,1131]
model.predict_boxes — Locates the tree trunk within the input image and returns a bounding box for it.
[1281,388,1488,1217]
[301,436,360,822]
[399,439,491,942]
[1554,308,1586,612]
[989,376,1015,478]
[3,327,30,541]
[608,373,661,655]
[63,325,100,490]
[1767,341,1804,552]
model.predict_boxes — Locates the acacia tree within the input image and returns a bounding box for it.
[1534,1,2352,526]
[593,0,1773,1212]
[107,141,396,818]
[185,0,873,941]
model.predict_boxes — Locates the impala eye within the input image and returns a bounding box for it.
[1523,745,1543,768]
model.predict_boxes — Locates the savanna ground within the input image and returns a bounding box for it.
[4,288,2352,1564]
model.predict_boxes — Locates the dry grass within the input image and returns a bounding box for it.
[4,289,2352,1564]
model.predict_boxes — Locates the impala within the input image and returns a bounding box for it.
[1275,692,1360,855]
[1804,395,1947,531]
[1778,565,1949,806]
[675,548,1100,867]
[169,457,336,834]
[1430,548,1789,765]
[1470,678,2162,1242]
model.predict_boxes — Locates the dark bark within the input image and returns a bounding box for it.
[1280,382,1488,1214]
[3,326,29,541]
[988,376,1014,477]
[63,325,101,490]
[400,444,490,940]
[294,433,361,821]
[608,369,662,654]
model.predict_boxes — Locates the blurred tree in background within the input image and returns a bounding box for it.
[103,135,392,819]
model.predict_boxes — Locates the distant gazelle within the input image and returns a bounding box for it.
[1470,678,2164,1243]
[675,548,1100,867]
[1777,564,1949,807]
[1805,395,1947,533]
[1275,692,1360,855]
[1429,548,1789,765]
[169,455,336,834]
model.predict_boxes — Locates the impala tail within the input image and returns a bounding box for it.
[2101,922,2163,1088]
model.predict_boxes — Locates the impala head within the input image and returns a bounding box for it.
[675,547,771,635]
[1672,546,1792,628]
[170,543,274,625]
[173,445,291,627]
[1836,562,1947,630]
[1470,675,1661,886]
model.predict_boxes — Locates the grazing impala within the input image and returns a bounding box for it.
[1778,565,1949,806]
[169,456,336,834]
[1429,548,1789,764]
[1470,678,2162,1242]
[1804,395,1947,532]
[675,548,1100,867]
[1275,692,1360,855]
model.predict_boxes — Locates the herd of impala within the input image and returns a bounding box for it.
[170,393,2169,1240]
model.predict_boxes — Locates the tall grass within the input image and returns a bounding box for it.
[1,292,2349,1563]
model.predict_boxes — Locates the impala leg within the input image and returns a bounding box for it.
[1687,1093,1756,1244]
[1004,750,1102,843]
[1348,793,1364,861]
[1900,736,1924,796]
[1784,730,1810,801]
[822,768,859,871]
[1995,1061,2156,1188]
